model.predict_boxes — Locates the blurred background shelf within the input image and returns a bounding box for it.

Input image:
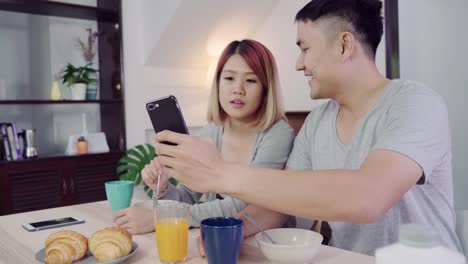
[0,0,118,23]
[0,99,123,104]
[0,150,123,164]
[0,0,125,216]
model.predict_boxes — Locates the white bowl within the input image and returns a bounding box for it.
[255,228,323,264]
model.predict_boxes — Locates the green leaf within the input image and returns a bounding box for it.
[137,144,156,163]
[59,62,99,85]
[116,164,138,174]
[147,144,156,156]
[119,156,141,166]
[117,168,139,179]
[144,185,153,198]
[116,144,158,188]
[168,177,179,186]
[119,170,137,181]
[134,172,143,185]
[127,148,145,162]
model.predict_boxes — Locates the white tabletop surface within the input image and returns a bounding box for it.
[0,200,375,264]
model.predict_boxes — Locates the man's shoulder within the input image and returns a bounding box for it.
[387,79,445,104]
[303,100,337,126]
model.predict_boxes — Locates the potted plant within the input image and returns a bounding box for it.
[61,62,97,100]
[116,144,178,198]
[76,136,88,154]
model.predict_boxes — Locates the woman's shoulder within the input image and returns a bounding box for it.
[252,119,295,159]
[192,122,221,138]
[262,119,295,140]
[269,119,294,133]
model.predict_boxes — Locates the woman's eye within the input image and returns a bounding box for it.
[224,76,233,81]
[246,79,257,83]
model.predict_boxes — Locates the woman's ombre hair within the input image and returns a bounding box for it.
[206,39,286,131]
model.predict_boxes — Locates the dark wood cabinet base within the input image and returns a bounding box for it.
[0,152,121,215]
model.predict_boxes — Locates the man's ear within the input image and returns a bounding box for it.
[339,32,355,61]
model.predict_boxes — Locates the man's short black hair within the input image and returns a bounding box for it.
[295,0,383,59]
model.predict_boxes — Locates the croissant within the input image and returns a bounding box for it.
[45,230,88,264]
[88,226,132,262]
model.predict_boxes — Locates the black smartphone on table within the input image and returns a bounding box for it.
[22,217,85,232]
[146,95,189,145]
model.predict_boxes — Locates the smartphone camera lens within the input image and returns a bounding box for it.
[147,104,155,110]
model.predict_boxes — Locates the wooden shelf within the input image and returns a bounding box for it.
[0,151,123,165]
[0,0,125,216]
[0,0,119,23]
[0,99,123,105]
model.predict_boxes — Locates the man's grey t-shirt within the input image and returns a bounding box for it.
[286,80,461,255]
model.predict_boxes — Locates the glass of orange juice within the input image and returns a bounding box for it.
[154,200,190,264]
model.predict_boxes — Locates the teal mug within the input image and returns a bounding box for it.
[105,180,134,214]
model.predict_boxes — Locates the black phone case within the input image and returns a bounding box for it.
[146,95,188,145]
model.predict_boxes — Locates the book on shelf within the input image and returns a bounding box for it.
[11,123,21,158]
[0,122,21,161]
[0,133,6,161]
[6,125,17,160]
[0,125,12,161]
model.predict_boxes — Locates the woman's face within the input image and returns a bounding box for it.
[218,54,264,123]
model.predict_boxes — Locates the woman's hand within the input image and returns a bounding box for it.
[196,234,206,257]
[113,207,154,234]
[142,157,169,194]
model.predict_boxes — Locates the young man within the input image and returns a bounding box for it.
[155,0,461,255]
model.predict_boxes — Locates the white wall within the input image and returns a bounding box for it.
[121,0,386,148]
[252,0,322,111]
[122,0,281,148]
[399,0,468,209]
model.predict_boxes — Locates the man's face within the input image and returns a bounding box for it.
[295,20,341,100]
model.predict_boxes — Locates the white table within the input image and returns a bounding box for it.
[0,201,375,263]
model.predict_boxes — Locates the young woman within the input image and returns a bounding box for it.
[114,39,295,236]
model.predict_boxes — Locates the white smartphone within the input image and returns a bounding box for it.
[22,217,85,232]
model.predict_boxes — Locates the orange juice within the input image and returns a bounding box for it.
[155,217,189,262]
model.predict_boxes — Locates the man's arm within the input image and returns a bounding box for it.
[237,205,290,237]
[235,121,294,237]
[224,149,422,223]
[155,132,422,223]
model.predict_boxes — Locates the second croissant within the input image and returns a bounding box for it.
[88,226,133,262]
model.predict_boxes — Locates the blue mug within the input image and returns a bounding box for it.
[201,217,243,264]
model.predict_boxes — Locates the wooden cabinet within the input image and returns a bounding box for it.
[72,154,120,204]
[286,112,309,135]
[6,161,66,214]
[0,152,120,215]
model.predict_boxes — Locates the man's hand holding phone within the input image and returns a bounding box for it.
[142,158,169,196]
[155,130,225,194]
